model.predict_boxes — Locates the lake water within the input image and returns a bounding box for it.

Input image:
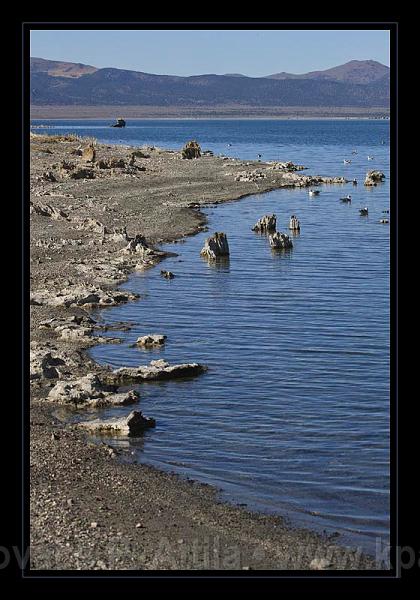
[33,119,390,555]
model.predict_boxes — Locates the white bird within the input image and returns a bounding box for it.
[343,159,352,164]
[367,156,374,160]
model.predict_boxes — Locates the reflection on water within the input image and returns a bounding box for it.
[202,256,231,272]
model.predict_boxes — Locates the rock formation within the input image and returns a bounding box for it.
[77,410,155,436]
[30,201,69,220]
[30,348,66,381]
[122,235,164,264]
[109,359,207,384]
[200,232,230,259]
[48,373,139,408]
[133,334,167,347]
[364,170,385,186]
[289,215,300,231]
[235,170,267,182]
[269,232,293,249]
[252,214,277,233]
[30,285,138,308]
[182,140,201,159]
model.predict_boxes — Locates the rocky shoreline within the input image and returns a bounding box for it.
[30,133,376,570]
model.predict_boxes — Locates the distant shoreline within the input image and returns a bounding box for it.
[30,105,390,121]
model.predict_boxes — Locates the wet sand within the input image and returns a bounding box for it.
[29,133,376,570]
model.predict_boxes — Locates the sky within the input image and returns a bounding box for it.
[30,29,390,77]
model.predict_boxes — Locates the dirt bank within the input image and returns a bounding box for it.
[29,133,375,570]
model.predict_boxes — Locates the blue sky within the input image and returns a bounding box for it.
[30,29,390,77]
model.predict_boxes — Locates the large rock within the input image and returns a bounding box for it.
[364,170,385,186]
[200,232,230,259]
[181,140,201,159]
[252,214,276,233]
[289,215,301,231]
[133,334,167,347]
[110,359,207,384]
[77,410,155,436]
[268,161,306,172]
[30,285,138,308]
[48,373,139,408]
[269,232,293,249]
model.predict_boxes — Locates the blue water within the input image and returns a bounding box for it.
[33,119,390,555]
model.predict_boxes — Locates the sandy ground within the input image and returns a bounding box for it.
[29,133,376,571]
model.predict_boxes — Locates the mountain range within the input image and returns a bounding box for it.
[30,58,390,108]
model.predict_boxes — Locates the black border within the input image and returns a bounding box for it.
[13,19,402,586]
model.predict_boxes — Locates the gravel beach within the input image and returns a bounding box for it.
[29,133,376,571]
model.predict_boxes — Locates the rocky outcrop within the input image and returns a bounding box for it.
[200,232,230,259]
[30,201,69,220]
[269,232,293,249]
[48,373,139,408]
[252,214,276,233]
[97,157,126,169]
[109,359,207,384]
[181,140,201,159]
[77,410,155,436]
[30,348,66,381]
[235,170,266,182]
[122,235,165,266]
[30,285,138,308]
[133,334,166,347]
[30,342,86,383]
[364,170,385,186]
[268,161,306,172]
[289,215,300,231]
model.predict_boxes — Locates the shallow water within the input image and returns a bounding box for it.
[34,119,390,554]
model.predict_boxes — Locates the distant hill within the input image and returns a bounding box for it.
[266,60,389,85]
[30,57,98,78]
[30,58,390,108]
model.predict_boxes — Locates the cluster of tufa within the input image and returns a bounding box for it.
[181,140,201,159]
